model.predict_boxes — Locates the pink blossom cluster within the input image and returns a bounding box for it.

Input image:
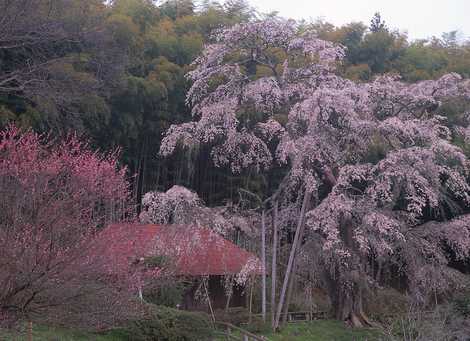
[140,185,256,236]
[161,19,350,173]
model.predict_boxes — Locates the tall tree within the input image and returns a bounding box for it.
[158,18,343,328]
[159,18,470,328]
[369,12,386,33]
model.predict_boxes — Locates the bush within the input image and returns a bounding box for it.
[143,281,186,308]
[382,303,470,341]
[214,307,250,326]
[365,288,410,324]
[125,304,214,341]
[453,291,470,317]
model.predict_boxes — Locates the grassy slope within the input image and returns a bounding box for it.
[0,325,127,341]
[259,321,382,341]
[217,320,383,341]
[1,320,383,341]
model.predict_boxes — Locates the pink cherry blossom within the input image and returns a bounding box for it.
[159,18,470,318]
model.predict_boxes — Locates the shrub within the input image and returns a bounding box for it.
[383,303,470,341]
[365,288,410,324]
[143,281,186,308]
[214,307,250,326]
[452,291,470,317]
[125,304,214,341]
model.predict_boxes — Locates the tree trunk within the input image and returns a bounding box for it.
[282,259,296,325]
[225,281,232,312]
[333,277,372,328]
[274,190,311,330]
[261,209,267,322]
[332,218,373,328]
[375,259,383,283]
[271,201,278,329]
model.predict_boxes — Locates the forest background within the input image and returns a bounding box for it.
[2,0,469,211]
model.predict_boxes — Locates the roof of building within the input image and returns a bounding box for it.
[99,223,261,276]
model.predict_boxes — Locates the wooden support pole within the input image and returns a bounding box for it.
[27,321,32,341]
[261,210,267,322]
[203,280,215,324]
[248,276,254,324]
[271,201,278,329]
[274,191,311,330]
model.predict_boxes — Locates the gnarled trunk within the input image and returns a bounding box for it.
[333,279,372,328]
[330,216,373,328]
[323,266,372,328]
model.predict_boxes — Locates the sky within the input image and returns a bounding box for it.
[241,0,470,41]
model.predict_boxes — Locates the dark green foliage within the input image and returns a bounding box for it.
[452,291,470,317]
[214,307,251,326]
[125,305,214,341]
[143,280,187,308]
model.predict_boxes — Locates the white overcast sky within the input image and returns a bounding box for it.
[235,0,470,41]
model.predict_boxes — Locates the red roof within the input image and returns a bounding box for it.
[99,224,261,276]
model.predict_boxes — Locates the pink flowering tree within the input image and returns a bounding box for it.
[160,18,470,328]
[294,73,470,326]
[0,125,141,329]
[140,185,257,237]
[160,18,344,325]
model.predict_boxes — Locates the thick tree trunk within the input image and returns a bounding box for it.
[331,217,373,328]
[333,279,372,328]
[375,259,383,283]
[274,190,311,330]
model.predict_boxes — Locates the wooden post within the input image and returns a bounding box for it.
[225,276,233,312]
[203,280,216,323]
[282,266,296,325]
[271,201,278,329]
[308,284,313,321]
[248,276,254,324]
[27,321,33,341]
[261,209,267,322]
[274,191,311,330]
